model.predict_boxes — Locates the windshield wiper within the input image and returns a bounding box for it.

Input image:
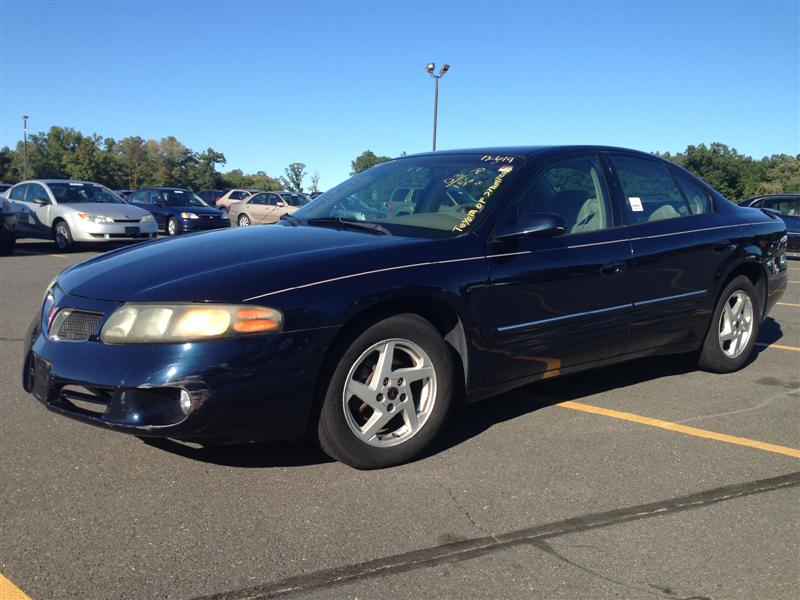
[306,216,391,236]
[279,213,300,226]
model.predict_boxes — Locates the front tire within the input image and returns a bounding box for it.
[697,275,760,373]
[238,214,251,227]
[166,217,179,236]
[53,221,75,252]
[317,314,454,469]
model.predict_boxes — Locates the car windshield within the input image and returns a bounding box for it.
[157,190,208,207]
[281,193,310,207]
[291,154,525,238]
[49,183,125,204]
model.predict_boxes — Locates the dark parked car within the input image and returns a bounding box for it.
[114,189,133,200]
[198,189,226,206]
[22,146,788,469]
[0,183,12,194]
[126,187,229,235]
[0,193,17,254]
[739,194,799,251]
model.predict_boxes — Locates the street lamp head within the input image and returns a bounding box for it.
[22,115,29,120]
[426,62,435,74]
[440,64,450,76]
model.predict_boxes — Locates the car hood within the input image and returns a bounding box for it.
[57,225,445,303]
[60,203,151,219]
[167,205,221,215]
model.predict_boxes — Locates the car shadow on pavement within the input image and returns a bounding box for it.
[140,437,336,468]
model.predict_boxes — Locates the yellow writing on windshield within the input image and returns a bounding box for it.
[452,165,513,233]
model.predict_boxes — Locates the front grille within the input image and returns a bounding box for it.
[50,310,103,341]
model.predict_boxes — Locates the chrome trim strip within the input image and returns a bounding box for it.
[634,290,707,307]
[496,303,633,334]
[244,251,532,301]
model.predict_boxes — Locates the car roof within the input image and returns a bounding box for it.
[23,179,105,186]
[745,194,800,200]
[401,145,660,160]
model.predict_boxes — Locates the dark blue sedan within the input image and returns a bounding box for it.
[126,187,229,235]
[739,194,799,251]
[23,146,789,469]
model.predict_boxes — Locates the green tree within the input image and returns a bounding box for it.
[351,150,391,175]
[280,162,306,192]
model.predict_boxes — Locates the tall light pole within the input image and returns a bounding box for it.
[22,115,29,180]
[426,63,449,151]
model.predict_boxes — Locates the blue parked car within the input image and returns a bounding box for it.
[739,194,799,252]
[126,188,229,235]
[22,146,789,469]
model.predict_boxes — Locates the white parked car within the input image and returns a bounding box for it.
[4,180,158,251]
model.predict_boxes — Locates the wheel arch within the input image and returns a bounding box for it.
[716,255,768,319]
[307,294,472,438]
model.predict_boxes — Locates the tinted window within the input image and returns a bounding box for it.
[500,155,613,234]
[9,184,28,201]
[48,182,123,204]
[27,183,50,203]
[249,194,267,205]
[151,189,208,207]
[611,156,689,223]
[129,190,149,204]
[293,154,525,237]
[673,170,712,215]
[266,194,281,206]
[763,197,798,216]
[230,191,249,200]
[281,193,310,207]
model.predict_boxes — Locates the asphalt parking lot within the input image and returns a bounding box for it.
[1,239,798,600]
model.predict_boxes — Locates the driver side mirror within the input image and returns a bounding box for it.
[495,212,567,240]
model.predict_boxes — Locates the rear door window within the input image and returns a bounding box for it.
[762,197,798,216]
[611,156,690,223]
[673,170,712,215]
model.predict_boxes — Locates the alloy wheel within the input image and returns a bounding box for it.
[342,338,437,447]
[239,214,250,227]
[718,290,754,359]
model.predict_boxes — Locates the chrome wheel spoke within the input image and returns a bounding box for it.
[372,341,396,385]
[718,290,754,359]
[361,410,393,440]
[392,365,433,383]
[401,400,419,431]
[347,380,379,410]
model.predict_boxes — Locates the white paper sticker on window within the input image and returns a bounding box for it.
[628,197,643,212]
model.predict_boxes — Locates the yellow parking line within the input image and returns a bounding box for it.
[777,302,800,308]
[0,573,32,600]
[755,342,800,352]
[558,401,800,459]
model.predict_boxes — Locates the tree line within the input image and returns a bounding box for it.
[0,127,797,200]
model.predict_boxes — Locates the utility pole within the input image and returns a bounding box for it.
[22,115,29,179]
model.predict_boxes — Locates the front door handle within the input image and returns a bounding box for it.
[600,261,625,276]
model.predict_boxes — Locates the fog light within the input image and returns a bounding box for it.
[179,389,192,415]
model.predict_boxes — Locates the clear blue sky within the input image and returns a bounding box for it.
[1,1,798,189]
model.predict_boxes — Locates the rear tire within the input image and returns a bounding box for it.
[317,314,454,469]
[53,221,75,252]
[697,275,760,373]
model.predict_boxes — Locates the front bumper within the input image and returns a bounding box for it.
[23,289,339,443]
[71,219,158,243]
[179,216,230,233]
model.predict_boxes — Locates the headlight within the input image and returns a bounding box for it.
[140,214,155,223]
[100,303,283,343]
[78,213,114,224]
[180,212,199,219]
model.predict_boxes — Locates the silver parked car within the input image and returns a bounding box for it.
[3,180,158,251]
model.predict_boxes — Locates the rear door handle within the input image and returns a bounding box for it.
[600,261,625,276]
